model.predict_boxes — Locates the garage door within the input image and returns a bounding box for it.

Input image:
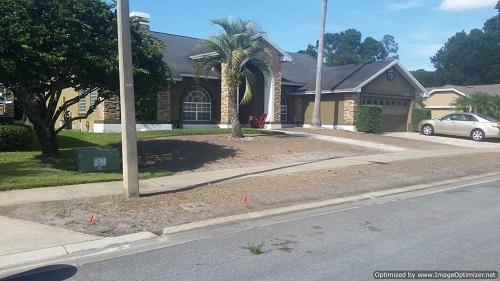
[361,97,411,132]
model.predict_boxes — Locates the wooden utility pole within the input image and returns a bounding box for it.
[117,0,139,198]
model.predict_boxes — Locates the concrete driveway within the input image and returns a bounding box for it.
[383,132,500,149]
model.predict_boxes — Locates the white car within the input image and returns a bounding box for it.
[418,113,500,141]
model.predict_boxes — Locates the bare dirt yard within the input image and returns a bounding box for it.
[1,128,499,237]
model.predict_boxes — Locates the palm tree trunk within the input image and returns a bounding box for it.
[312,0,328,127]
[228,86,244,138]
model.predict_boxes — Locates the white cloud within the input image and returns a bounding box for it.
[438,0,497,11]
[388,1,421,11]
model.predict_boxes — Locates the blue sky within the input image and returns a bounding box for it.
[128,0,498,71]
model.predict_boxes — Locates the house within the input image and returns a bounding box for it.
[425,84,500,118]
[57,13,428,133]
[0,83,14,122]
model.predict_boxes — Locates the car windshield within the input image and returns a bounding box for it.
[477,114,499,122]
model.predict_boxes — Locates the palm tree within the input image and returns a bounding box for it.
[195,18,272,138]
[312,0,328,127]
[451,92,500,119]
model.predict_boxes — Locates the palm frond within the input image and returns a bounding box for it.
[240,67,257,105]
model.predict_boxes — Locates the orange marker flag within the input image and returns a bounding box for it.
[89,214,94,224]
[243,196,247,204]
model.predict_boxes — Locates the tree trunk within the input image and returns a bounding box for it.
[312,0,328,127]
[22,103,60,157]
[228,86,244,138]
[33,121,60,157]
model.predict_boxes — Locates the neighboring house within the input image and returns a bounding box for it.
[57,13,428,133]
[425,84,500,118]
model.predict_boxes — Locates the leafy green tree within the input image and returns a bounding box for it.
[298,29,399,66]
[0,0,171,157]
[195,18,272,138]
[381,35,399,60]
[297,44,318,58]
[432,3,500,86]
[410,69,440,87]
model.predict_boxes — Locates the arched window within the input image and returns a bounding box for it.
[182,87,211,121]
[281,94,287,122]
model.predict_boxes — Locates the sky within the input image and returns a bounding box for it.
[127,0,498,71]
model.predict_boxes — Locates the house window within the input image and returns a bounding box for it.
[78,91,86,114]
[281,94,287,122]
[90,91,98,106]
[182,86,211,121]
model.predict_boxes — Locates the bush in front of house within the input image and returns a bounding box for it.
[0,122,35,151]
[411,107,431,132]
[356,105,382,133]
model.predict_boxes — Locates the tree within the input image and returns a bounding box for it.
[381,35,399,60]
[0,0,171,157]
[195,18,272,138]
[410,69,440,87]
[431,3,500,86]
[299,29,399,66]
[297,44,318,58]
[312,0,328,127]
[450,92,500,119]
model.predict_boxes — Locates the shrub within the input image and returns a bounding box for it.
[355,105,382,133]
[411,107,431,132]
[0,122,35,151]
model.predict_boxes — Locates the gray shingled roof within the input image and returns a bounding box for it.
[151,32,425,96]
[151,32,217,80]
[281,52,317,85]
[297,60,396,92]
[427,84,500,96]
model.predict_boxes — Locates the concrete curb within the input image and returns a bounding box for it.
[163,171,500,235]
[0,232,158,272]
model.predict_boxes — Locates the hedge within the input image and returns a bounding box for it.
[355,105,382,133]
[0,122,35,151]
[411,107,431,132]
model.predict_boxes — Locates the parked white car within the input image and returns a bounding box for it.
[418,113,500,141]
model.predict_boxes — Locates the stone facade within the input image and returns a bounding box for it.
[219,63,233,124]
[98,96,121,120]
[269,47,282,123]
[343,93,360,124]
[156,88,171,122]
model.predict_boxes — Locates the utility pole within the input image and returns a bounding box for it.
[117,0,139,198]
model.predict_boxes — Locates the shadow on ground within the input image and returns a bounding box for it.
[136,139,238,172]
[2,264,77,281]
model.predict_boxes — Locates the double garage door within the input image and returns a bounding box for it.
[361,96,411,132]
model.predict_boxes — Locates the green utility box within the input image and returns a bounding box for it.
[73,146,121,172]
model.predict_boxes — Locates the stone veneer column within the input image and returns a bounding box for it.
[156,88,171,122]
[270,49,282,123]
[343,93,360,124]
[98,96,121,120]
[220,63,233,125]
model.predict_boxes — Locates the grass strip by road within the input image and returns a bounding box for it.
[0,128,278,191]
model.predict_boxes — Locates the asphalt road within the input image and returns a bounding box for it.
[4,176,500,281]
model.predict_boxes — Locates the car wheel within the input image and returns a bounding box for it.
[421,124,434,136]
[471,129,485,141]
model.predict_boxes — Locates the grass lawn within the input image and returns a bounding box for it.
[0,128,276,191]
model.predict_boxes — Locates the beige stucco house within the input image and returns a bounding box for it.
[57,13,428,133]
[425,84,500,118]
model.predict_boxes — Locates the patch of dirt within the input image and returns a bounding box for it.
[1,129,498,237]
